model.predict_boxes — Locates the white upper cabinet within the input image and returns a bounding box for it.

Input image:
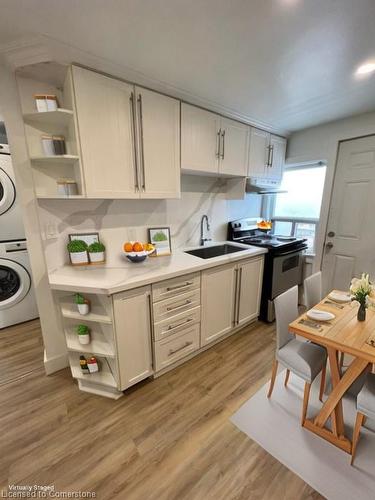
[267,134,287,181]
[248,128,269,178]
[181,104,220,174]
[72,66,180,199]
[135,87,180,198]
[248,128,286,182]
[181,103,249,177]
[72,66,138,198]
[219,117,249,177]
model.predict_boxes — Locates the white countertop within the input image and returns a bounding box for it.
[48,242,267,295]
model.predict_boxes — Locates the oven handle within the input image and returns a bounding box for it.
[273,245,308,257]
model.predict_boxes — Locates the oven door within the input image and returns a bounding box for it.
[271,248,304,299]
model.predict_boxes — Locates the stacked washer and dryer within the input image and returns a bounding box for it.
[0,138,39,329]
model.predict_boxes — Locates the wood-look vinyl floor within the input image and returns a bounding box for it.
[0,319,322,500]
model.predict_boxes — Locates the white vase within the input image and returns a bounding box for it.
[78,333,90,345]
[77,303,90,315]
[89,251,105,263]
[70,251,88,265]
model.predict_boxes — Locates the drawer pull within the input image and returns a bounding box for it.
[166,281,193,292]
[168,341,193,356]
[166,300,192,312]
[167,318,193,331]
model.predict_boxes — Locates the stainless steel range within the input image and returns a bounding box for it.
[228,218,308,322]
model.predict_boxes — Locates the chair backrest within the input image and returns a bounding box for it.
[274,285,299,351]
[304,271,322,310]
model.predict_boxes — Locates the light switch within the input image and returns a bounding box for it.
[45,221,58,240]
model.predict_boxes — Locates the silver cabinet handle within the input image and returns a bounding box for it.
[169,341,193,356]
[266,145,271,167]
[166,281,193,292]
[236,267,242,325]
[269,145,274,167]
[166,299,192,312]
[129,92,139,191]
[233,268,239,326]
[221,130,226,160]
[137,94,146,191]
[167,317,193,331]
[216,129,221,158]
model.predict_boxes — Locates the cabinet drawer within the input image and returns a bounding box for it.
[154,306,200,341]
[153,289,200,323]
[152,273,200,302]
[154,324,200,371]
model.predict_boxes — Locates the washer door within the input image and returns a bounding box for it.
[0,167,16,216]
[0,259,31,310]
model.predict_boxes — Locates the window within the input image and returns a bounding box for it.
[271,164,326,253]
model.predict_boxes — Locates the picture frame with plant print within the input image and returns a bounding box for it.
[148,227,171,256]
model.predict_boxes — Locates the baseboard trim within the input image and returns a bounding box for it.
[44,350,69,375]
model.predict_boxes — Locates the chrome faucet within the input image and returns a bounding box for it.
[200,214,212,246]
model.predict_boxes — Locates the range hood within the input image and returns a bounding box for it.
[246,176,286,194]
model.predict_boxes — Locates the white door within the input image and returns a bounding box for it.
[113,286,153,390]
[135,87,180,199]
[181,104,220,174]
[322,135,375,292]
[248,128,270,177]
[201,263,236,346]
[267,135,286,181]
[72,66,138,198]
[237,258,264,327]
[219,117,250,177]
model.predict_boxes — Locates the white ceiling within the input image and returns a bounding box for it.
[1,0,375,133]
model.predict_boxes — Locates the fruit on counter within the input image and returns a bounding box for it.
[123,242,133,253]
[132,242,144,252]
[257,220,272,230]
[144,243,155,252]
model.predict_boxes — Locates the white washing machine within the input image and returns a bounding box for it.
[0,240,39,329]
[0,143,26,242]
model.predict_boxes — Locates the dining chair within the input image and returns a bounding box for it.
[351,372,375,465]
[267,285,328,424]
[304,271,344,371]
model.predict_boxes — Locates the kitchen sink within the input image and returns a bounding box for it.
[185,244,245,259]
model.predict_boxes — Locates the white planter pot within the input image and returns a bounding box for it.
[70,251,88,265]
[78,333,90,345]
[77,303,90,315]
[89,251,105,263]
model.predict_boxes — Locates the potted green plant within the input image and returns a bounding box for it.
[76,324,90,345]
[67,239,88,265]
[88,241,106,263]
[75,293,90,315]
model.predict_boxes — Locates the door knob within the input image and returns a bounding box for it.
[327,231,335,237]
[326,242,334,249]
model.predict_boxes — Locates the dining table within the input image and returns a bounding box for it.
[289,290,375,454]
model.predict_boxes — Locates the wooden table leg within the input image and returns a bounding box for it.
[324,347,345,437]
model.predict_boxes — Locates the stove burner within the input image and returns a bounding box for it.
[276,236,296,242]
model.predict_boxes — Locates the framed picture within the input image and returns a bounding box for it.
[148,227,171,256]
[68,232,100,247]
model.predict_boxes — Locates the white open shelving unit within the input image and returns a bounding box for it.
[58,292,123,399]
[19,67,86,199]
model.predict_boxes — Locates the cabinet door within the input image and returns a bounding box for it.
[248,128,270,177]
[181,103,220,174]
[201,264,236,346]
[236,257,264,327]
[135,87,180,199]
[219,117,249,176]
[267,135,286,181]
[113,286,153,390]
[72,66,138,198]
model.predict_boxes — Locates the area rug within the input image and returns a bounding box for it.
[230,371,375,500]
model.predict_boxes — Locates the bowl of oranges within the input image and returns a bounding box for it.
[123,241,155,263]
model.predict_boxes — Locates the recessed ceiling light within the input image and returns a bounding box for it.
[356,62,375,75]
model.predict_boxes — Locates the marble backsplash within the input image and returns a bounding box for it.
[38,175,262,271]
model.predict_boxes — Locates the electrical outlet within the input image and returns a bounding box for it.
[45,221,58,240]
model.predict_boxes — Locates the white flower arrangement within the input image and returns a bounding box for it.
[350,273,374,307]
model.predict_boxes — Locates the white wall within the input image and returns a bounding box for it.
[287,110,375,272]
[38,175,262,271]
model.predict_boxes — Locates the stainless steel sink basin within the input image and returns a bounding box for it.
[185,244,245,259]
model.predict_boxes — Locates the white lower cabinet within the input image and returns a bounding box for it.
[154,323,200,371]
[201,263,237,346]
[236,257,264,327]
[113,286,153,390]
